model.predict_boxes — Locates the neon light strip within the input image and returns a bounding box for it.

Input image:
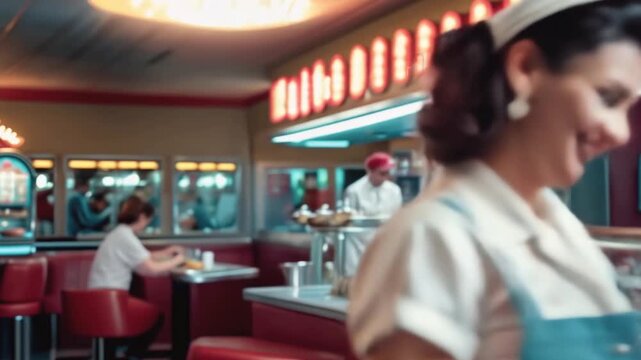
[303,140,350,148]
[272,100,425,143]
[0,245,35,256]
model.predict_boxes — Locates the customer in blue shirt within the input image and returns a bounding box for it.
[67,177,111,236]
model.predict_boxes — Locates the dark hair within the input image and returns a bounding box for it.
[420,1,641,165]
[90,190,109,203]
[74,176,90,189]
[117,195,154,225]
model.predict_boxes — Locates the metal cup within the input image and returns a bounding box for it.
[279,261,313,287]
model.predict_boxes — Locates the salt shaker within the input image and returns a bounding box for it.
[202,251,215,270]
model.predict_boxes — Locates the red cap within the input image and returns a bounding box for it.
[365,152,395,171]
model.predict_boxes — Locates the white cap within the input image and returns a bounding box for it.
[488,0,604,50]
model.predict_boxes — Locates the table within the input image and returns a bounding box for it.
[244,285,347,321]
[171,263,259,360]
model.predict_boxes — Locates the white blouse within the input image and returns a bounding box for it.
[347,161,631,360]
[344,176,403,218]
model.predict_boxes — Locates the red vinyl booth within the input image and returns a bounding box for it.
[62,289,160,359]
[187,337,344,360]
[0,256,47,360]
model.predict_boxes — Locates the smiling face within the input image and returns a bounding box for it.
[503,40,641,189]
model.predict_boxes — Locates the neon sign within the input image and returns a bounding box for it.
[392,29,413,85]
[370,36,390,94]
[349,45,368,100]
[329,55,347,106]
[270,0,513,123]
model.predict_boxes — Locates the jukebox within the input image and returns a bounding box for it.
[0,150,36,256]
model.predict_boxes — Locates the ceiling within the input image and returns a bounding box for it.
[0,0,418,101]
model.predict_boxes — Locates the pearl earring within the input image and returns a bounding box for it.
[507,96,530,121]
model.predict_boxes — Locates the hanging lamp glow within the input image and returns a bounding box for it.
[89,0,312,30]
[0,122,25,148]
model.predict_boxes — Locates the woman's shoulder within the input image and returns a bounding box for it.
[104,224,136,242]
[367,184,482,266]
[379,185,472,237]
[350,183,491,359]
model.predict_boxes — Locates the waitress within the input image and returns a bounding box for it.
[343,152,403,276]
[348,0,641,359]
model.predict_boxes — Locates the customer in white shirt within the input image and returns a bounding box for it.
[344,152,402,218]
[89,195,185,359]
[342,152,403,276]
[348,1,641,359]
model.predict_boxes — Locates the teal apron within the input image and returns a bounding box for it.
[438,197,641,359]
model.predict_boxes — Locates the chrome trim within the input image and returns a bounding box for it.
[171,263,258,284]
[596,240,641,251]
[254,231,313,248]
[243,285,347,322]
[36,236,252,251]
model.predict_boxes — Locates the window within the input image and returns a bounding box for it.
[173,161,240,234]
[32,157,55,236]
[66,158,163,237]
[262,167,329,231]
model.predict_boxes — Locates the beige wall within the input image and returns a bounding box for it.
[0,100,252,235]
[0,101,249,157]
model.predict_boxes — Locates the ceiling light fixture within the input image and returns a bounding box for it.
[89,0,312,30]
[272,99,426,144]
[303,140,350,148]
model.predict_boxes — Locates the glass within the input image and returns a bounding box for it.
[186,247,202,261]
[263,167,329,231]
[173,161,240,234]
[32,157,55,236]
[0,153,35,241]
[396,175,422,203]
[66,159,163,236]
[334,167,365,205]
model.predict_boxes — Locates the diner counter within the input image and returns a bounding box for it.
[244,285,348,322]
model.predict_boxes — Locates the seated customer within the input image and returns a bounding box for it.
[88,195,185,359]
[67,177,111,236]
[88,191,111,232]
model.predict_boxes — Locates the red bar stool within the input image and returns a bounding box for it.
[42,251,95,359]
[0,257,47,360]
[187,337,344,360]
[61,289,160,360]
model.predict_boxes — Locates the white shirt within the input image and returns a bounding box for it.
[347,161,631,360]
[344,176,403,217]
[342,176,403,276]
[88,224,151,290]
